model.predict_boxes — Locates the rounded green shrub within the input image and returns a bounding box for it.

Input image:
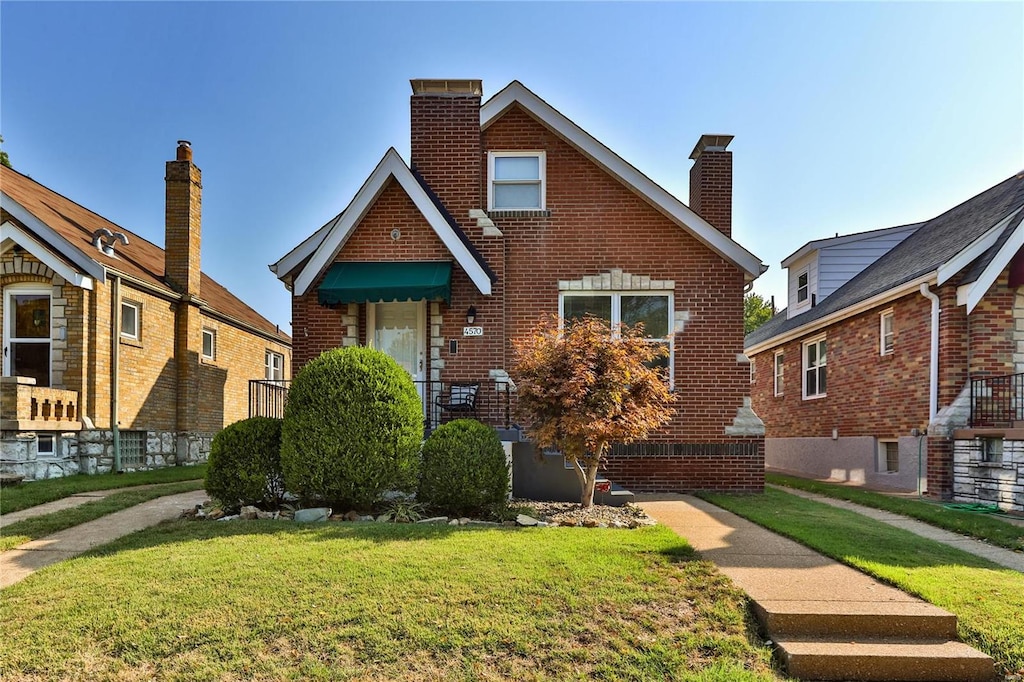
[419,419,509,517]
[281,346,423,509]
[205,417,284,510]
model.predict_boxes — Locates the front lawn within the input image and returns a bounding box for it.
[0,522,782,682]
[702,488,1024,678]
[0,464,208,515]
[767,472,1024,552]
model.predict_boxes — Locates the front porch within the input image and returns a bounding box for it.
[249,377,514,433]
[0,376,81,431]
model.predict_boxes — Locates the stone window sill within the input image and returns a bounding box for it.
[120,337,143,349]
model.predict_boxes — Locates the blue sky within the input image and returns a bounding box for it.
[2,2,1022,333]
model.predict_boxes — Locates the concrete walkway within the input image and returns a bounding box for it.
[637,494,995,681]
[0,483,175,530]
[0,490,207,589]
[769,484,1024,573]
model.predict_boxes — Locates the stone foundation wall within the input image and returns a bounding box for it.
[0,428,212,481]
[953,439,1024,512]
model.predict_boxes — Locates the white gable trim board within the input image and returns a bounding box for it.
[292,148,493,298]
[938,206,1023,287]
[0,221,96,290]
[0,192,107,285]
[481,82,765,281]
[959,214,1024,314]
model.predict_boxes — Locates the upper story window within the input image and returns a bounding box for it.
[120,300,140,340]
[266,350,285,381]
[880,310,894,355]
[797,270,809,304]
[489,151,545,210]
[774,351,784,396]
[202,328,216,361]
[560,291,673,380]
[803,335,826,399]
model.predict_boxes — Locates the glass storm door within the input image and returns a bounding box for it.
[3,288,52,387]
[369,301,426,411]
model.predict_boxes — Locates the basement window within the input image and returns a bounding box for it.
[36,434,56,459]
[981,437,1003,463]
[877,440,899,473]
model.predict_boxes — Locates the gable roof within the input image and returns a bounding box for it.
[285,148,496,298]
[780,222,923,268]
[480,80,766,282]
[746,171,1024,353]
[0,165,290,344]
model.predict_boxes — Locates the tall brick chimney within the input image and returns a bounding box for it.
[689,134,734,238]
[409,79,482,220]
[165,140,202,297]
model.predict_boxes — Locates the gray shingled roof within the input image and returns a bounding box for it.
[746,171,1024,349]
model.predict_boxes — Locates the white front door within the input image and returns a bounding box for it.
[368,300,426,407]
[3,286,52,387]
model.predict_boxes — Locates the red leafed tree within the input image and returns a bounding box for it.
[512,315,676,508]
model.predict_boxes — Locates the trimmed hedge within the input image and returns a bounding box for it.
[419,419,509,517]
[205,417,284,510]
[281,346,423,509]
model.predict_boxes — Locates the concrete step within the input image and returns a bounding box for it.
[775,637,995,682]
[753,599,958,639]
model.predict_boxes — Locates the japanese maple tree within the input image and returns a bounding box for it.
[512,315,676,508]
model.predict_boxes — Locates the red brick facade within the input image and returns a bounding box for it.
[287,80,764,492]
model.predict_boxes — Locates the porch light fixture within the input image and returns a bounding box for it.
[466,306,477,325]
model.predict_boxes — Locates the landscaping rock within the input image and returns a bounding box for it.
[516,514,540,527]
[344,510,360,522]
[208,509,225,520]
[466,520,499,527]
[256,510,278,520]
[240,506,259,520]
[294,507,331,523]
[375,514,391,523]
[448,519,460,526]
[358,515,375,522]
[416,516,449,525]
[458,518,470,525]
[218,514,240,522]
[583,518,600,528]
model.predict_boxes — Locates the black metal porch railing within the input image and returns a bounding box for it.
[248,378,512,431]
[970,372,1024,428]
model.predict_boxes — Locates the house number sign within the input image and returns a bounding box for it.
[463,326,484,337]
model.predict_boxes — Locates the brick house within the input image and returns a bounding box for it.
[270,79,767,493]
[746,171,1024,511]
[1,142,291,480]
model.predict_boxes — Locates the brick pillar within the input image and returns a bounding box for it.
[164,140,202,297]
[688,134,734,238]
[409,79,482,221]
[926,436,954,500]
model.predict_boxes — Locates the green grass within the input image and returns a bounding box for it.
[767,472,1024,552]
[0,522,784,682]
[701,488,1024,678]
[0,464,207,515]
[0,480,204,551]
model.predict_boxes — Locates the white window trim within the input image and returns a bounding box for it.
[120,300,141,340]
[488,150,546,211]
[773,350,784,397]
[202,328,216,361]
[796,269,809,304]
[558,290,674,387]
[36,433,56,459]
[2,284,52,385]
[802,334,827,400]
[265,350,284,381]
[880,309,894,356]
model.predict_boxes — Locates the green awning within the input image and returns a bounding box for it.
[318,261,452,306]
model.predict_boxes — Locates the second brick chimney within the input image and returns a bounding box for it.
[689,134,734,238]
[409,79,482,221]
[165,140,202,297]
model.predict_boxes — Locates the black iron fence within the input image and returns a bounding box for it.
[248,378,512,430]
[970,372,1024,428]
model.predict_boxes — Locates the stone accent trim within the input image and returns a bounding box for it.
[953,438,1024,512]
[558,269,675,292]
[429,302,444,381]
[725,397,766,436]
[341,303,359,347]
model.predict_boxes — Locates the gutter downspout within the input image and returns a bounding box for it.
[111,274,122,472]
[919,283,940,422]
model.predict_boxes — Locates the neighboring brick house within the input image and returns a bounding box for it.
[746,171,1024,511]
[270,79,767,492]
[1,142,291,480]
